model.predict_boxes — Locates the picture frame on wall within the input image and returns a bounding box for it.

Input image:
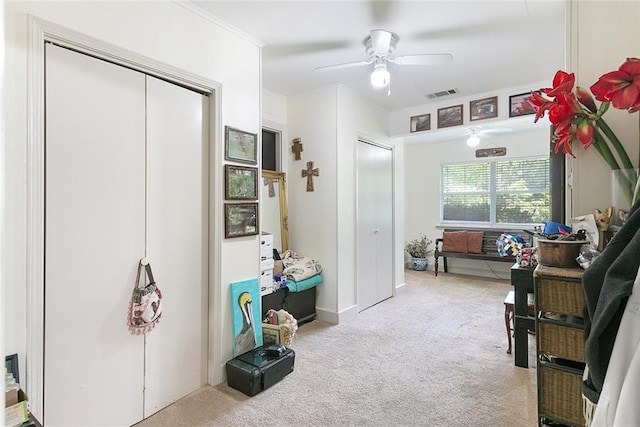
[410,113,431,132]
[225,165,258,200]
[437,104,463,128]
[470,96,498,121]
[225,126,257,164]
[224,202,259,238]
[509,92,537,117]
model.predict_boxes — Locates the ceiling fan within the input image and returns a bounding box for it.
[314,29,453,89]
[464,126,513,147]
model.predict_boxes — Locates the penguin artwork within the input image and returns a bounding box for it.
[235,291,256,355]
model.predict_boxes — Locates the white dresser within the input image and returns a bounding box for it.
[260,232,275,296]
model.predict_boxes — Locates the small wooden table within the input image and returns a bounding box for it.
[510,263,535,368]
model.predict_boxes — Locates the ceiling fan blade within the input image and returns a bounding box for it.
[369,29,393,55]
[263,40,354,59]
[314,60,373,72]
[390,54,453,66]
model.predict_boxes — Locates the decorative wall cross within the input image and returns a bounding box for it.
[292,138,304,161]
[301,161,319,192]
[263,178,278,197]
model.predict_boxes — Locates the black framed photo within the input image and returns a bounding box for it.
[470,96,498,121]
[225,165,258,200]
[437,104,463,128]
[410,113,431,133]
[224,203,259,238]
[509,92,537,117]
[225,126,257,164]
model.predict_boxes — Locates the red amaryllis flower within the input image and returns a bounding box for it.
[553,127,576,157]
[590,57,640,113]
[541,70,576,97]
[548,93,579,130]
[576,118,594,149]
[576,86,598,113]
[529,91,554,123]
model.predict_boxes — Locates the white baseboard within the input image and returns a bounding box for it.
[316,304,358,324]
[395,281,408,294]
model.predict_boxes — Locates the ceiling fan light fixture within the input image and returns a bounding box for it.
[370,63,390,88]
[466,135,480,147]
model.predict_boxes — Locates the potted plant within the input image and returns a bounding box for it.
[405,234,433,271]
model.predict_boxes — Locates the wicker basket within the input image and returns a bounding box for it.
[537,278,585,318]
[539,322,585,363]
[537,239,587,268]
[539,362,586,426]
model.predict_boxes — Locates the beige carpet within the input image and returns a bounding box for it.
[136,269,537,426]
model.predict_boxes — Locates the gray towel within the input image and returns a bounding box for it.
[582,197,640,404]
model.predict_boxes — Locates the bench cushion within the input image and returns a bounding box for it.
[442,231,468,253]
[467,231,484,254]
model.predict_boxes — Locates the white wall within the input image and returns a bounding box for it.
[336,88,395,313]
[3,0,261,395]
[569,0,640,217]
[404,127,550,279]
[286,85,398,321]
[287,88,339,316]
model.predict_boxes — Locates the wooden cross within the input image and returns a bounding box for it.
[263,178,277,198]
[301,161,319,192]
[292,138,304,161]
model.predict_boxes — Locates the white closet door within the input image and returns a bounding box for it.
[356,141,393,311]
[144,76,208,416]
[45,44,146,426]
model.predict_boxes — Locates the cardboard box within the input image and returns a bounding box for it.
[5,389,19,407]
[4,389,29,427]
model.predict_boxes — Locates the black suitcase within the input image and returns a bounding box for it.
[225,346,295,396]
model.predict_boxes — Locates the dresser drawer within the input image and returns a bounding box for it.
[539,321,585,363]
[537,278,585,317]
[539,362,585,426]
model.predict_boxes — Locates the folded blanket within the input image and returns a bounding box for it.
[281,250,323,282]
[286,274,323,292]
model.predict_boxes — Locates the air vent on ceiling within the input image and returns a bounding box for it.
[425,88,460,100]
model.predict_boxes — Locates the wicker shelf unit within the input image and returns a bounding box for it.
[534,264,586,427]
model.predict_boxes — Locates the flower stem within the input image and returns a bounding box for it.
[598,118,635,170]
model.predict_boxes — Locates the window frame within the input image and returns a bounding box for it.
[439,155,550,228]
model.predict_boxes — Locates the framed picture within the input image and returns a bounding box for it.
[225,165,258,200]
[410,113,431,133]
[225,126,257,164]
[509,92,537,117]
[437,104,463,128]
[261,323,284,346]
[225,202,259,238]
[470,96,498,121]
[230,278,263,355]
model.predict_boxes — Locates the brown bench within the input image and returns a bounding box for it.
[434,229,532,276]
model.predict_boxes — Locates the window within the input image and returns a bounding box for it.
[441,157,550,225]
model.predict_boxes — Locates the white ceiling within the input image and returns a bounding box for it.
[190,0,566,114]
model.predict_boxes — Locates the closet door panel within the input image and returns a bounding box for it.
[375,146,393,301]
[45,44,146,426]
[357,141,379,311]
[144,76,208,416]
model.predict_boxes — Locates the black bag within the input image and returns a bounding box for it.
[225,346,295,396]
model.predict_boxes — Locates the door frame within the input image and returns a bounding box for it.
[26,17,222,419]
[355,137,395,312]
